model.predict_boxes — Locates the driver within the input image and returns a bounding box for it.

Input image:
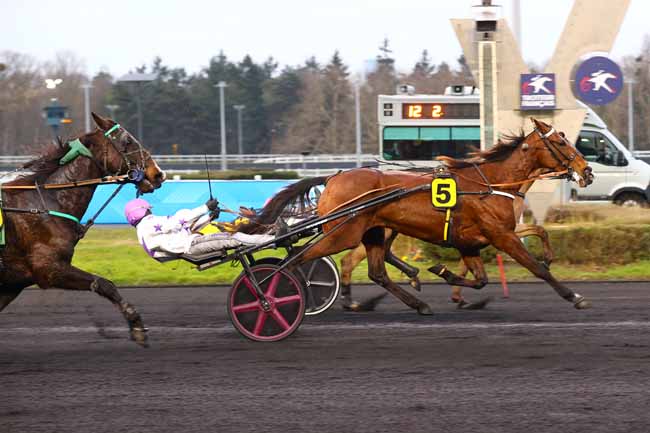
[125,198,274,262]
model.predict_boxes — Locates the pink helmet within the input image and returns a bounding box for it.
[124,198,152,226]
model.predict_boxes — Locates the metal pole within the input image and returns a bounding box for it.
[81,84,93,133]
[136,85,144,143]
[234,104,245,156]
[355,81,362,167]
[627,79,635,151]
[217,81,227,170]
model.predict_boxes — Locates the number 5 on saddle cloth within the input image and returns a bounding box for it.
[431,174,457,243]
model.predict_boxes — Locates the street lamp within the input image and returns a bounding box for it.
[215,81,228,170]
[626,78,635,152]
[106,104,120,120]
[45,78,63,89]
[117,72,156,143]
[233,104,245,156]
[81,83,93,133]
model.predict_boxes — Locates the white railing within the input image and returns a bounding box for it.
[0,153,381,166]
[634,150,650,158]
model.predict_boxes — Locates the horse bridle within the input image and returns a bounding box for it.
[534,127,582,177]
[100,123,152,182]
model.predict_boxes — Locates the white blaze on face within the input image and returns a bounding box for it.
[572,170,588,187]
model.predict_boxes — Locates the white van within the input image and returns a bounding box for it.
[572,104,650,206]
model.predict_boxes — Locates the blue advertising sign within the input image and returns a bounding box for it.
[520,73,556,110]
[573,56,623,105]
[82,180,294,224]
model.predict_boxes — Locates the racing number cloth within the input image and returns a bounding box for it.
[431,177,457,242]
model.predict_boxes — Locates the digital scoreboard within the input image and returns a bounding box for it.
[401,103,479,120]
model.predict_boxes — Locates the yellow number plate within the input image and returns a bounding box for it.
[431,178,457,208]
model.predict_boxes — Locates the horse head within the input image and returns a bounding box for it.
[87,112,166,193]
[526,118,593,187]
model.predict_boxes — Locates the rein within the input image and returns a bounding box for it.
[0,174,130,190]
[450,168,569,189]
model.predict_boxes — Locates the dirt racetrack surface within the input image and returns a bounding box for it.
[2,282,650,433]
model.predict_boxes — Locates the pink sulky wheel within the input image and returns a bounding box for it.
[227,264,305,342]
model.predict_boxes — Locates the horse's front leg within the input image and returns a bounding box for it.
[514,223,554,267]
[429,253,488,290]
[31,261,148,345]
[489,231,590,309]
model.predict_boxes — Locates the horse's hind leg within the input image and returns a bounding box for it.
[364,227,432,315]
[32,261,148,345]
[384,231,421,291]
[451,260,469,303]
[339,244,368,310]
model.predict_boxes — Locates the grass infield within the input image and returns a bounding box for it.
[72,225,650,287]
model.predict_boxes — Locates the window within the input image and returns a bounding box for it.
[576,131,620,166]
[382,127,479,161]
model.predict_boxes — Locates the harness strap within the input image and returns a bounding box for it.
[48,210,80,224]
[0,174,130,190]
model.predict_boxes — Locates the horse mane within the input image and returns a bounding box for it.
[6,137,72,185]
[437,131,527,169]
[237,176,328,234]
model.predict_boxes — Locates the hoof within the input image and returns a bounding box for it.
[409,278,422,292]
[428,264,446,276]
[341,295,363,312]
[459,296,493,310]
[417,303,433,315]
[574,299,592,310]
[130,327,149,347]
[451,295,465,304]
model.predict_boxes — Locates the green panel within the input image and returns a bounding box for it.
[451,127,480,140]
[383,127,419,140]
[419,127,450,141]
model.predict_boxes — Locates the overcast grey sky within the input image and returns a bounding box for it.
[2,0,646,76]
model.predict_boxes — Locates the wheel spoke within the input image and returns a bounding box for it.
[231,300,261,313]
[269,309,291,331]
[242,277,259,299]
[274,294,302,306]
[303,261,317,280]
[264,272,282,298]
[253,311,268,336]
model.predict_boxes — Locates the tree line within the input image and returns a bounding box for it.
[1,38,649,156]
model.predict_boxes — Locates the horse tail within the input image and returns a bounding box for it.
[238,176,328,234]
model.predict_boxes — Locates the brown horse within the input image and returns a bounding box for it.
[339,176,554,310]
[247,119,593,314]
[0,113,165,345]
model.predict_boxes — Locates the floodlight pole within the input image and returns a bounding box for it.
[233,104,245,156]
[354,80,362,167]
[81,83,93,133]
[216,81,228,170]
[626,79,635,151]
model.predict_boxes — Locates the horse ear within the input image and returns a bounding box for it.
[530,117,548,132]
[91,112,114,132]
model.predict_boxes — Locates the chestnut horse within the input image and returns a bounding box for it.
[0,113,165,345]
[338,176,554,310]
[247,119,593,314]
